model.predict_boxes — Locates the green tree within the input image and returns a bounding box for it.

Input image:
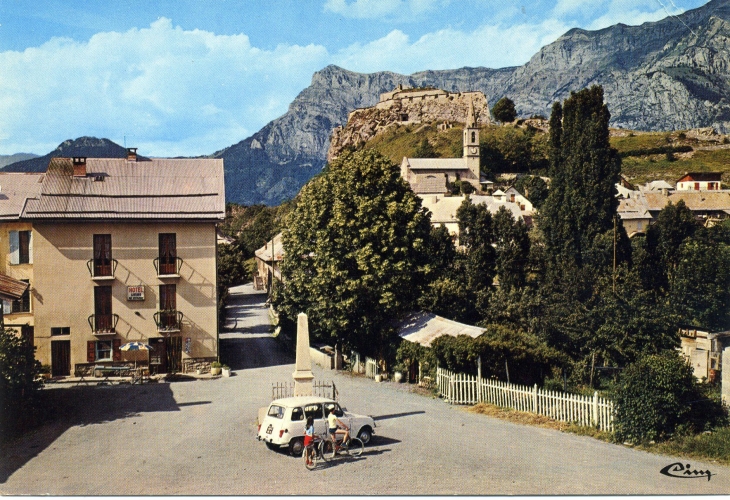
[614,352,727,443]
[272,149,432,358]
[539,86,621,269]
[513,175,548,209]
[492,206,530,291]
[456,197,496,295]
[0,328,42,441]
[670,239,730,331]
[414,138,438,158]
[491,97,517,123]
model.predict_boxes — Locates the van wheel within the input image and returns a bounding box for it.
[289,438,304,456]
[357,426,372,445]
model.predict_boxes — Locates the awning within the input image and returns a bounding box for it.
[398,311,485,347]
[0,274,28,302]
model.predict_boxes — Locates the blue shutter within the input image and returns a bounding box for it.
[9,231,18,265]
[27,232,33,264]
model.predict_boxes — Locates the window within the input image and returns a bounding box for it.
[267,405,285,419]
[323,402,343,418]
[291,407,304,421]
[96,340,113,361]
[93,234,112,277]
[94,286,113,332]
[158,284,177,329]
[9,230,32,265]
[158,233,177,275]
[11,279,30,313]
[51,327,70,336]
[471,131,476,143]
[303,403,323,420]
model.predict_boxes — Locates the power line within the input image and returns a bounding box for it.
[654,0,697,37]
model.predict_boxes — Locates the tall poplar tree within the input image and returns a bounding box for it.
[540,86,621,269]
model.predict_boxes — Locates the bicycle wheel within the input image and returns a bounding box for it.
[320,439,336,460]
[345,437,363,457]
[304,446,316,470]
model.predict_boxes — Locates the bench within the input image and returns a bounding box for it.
[94,365,131,384]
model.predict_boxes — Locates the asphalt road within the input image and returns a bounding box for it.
[1,284,729,495]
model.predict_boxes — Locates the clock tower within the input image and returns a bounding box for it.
[463,99,480,184]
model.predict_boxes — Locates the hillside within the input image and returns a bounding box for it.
[0,153,38,169]
[2,137,134,173]
[361,119,730,187]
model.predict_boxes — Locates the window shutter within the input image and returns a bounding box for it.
[112,338,121,362]
[87,341,96,362]
[27,232,33,264]
[9,231,18,265]
[2,300,11,315]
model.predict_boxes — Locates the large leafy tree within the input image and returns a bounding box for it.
[272,149,432,358]
[0,328,42,441]
[491,97,517,123]
[540,86,621,269]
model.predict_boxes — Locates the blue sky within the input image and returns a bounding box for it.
[0,0,708,156]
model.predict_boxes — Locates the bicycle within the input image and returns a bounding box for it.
[320,433,364,460]
[303,434,328,470]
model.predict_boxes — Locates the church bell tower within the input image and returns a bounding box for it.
[463,99,480,184]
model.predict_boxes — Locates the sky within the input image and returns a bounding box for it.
[0,0,710,157]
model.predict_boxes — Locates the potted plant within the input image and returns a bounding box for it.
[393,365,405,383]
[221,364,231,377]
[39,364,52,380]
[210,361,222,376]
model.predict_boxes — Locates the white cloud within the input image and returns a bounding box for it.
[0,18,329,156]
[333,19,571,74]
[323,0,443,20]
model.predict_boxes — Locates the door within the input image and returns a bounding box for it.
[93,234,112,276]
[165,335,182,373]
[159,234,177,275]
[51,340,70,376]
[94,285,113,332]
[149,337,167,374]
[159,284,177,330]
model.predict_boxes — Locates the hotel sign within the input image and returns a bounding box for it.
[127,285,145,301]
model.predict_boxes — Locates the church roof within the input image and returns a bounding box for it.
[402,158,468,170]
[412,175,447,194]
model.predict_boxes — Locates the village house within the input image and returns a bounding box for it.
[254,232,283,293]
[679,326,730,382]
[22,150,225,377]
[675,172,723,191]
[0,173,44,344]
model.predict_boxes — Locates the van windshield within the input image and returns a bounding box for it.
[267,405,285,419]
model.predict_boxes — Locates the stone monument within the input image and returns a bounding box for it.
[292,312,315,396]
[722,346,730,406]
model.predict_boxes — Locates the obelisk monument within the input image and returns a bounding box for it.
[292,312,315,396]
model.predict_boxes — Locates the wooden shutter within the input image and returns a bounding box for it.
[87,341,96,362]
[9,231,18,265]
[27,231,33,264]
[112,338,121,362]
[2,300,11,315]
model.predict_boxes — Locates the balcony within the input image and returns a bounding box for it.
[86,259,118,280]
[153,257,183,278]
[88,313,119,335]
[154,309,183,332]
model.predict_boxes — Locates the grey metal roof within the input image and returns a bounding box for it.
[404,158,468,170]
[0,273,29,300]
[0,173,45,220]
[398,311,485,347]
[22,157,225,220]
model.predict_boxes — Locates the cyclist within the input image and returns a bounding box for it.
[303,416,315,466]
[326,407,350,449]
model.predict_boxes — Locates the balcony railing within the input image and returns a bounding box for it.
[153,257,183,277]
[88,313,119,335]
[86,259,118,280]
[154,309,183,332]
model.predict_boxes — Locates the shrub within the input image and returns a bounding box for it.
[0,328,42,442]
[613,352,727,443]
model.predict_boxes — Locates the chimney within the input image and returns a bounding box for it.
[72,157,87,177]
[127,148,138,161]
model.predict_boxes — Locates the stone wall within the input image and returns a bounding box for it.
[182,357,217,374]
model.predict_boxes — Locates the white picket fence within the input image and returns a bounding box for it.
[436,367,614,432]
[365,357,379,379]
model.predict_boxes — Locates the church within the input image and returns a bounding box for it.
[400,99,482,195]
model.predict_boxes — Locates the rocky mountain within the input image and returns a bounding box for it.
[6,0,730,206]
[0,153,38,169]
[2,137,134,173]
[214,0,730,205]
